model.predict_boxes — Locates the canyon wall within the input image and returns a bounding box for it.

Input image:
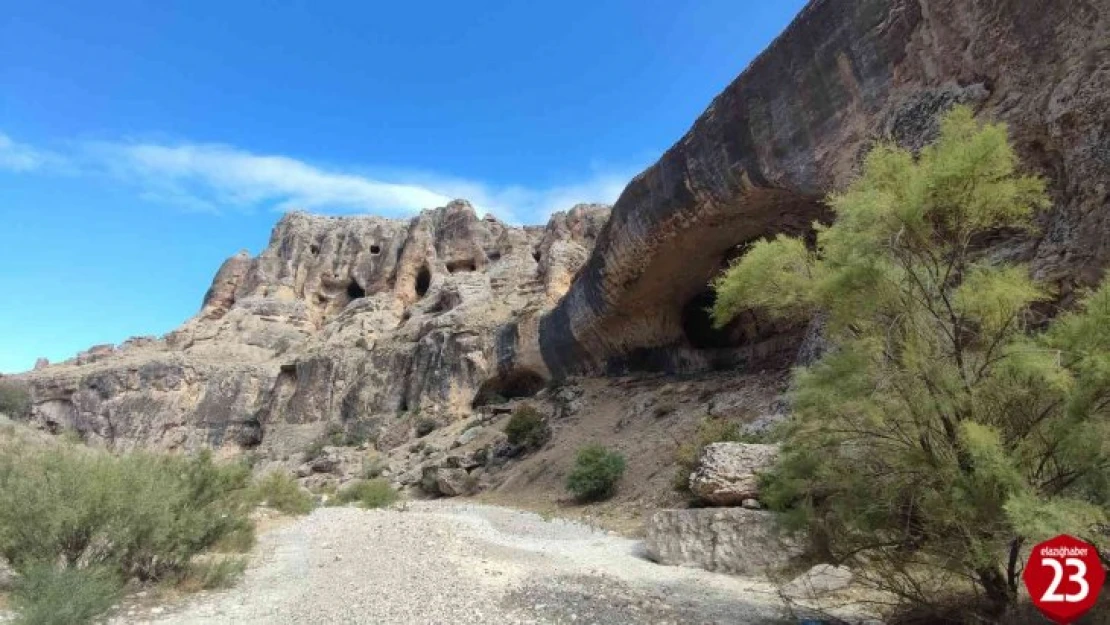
[15,0,1110,454]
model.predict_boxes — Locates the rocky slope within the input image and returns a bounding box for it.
[16,0,1110,463]
[21,202,608,455]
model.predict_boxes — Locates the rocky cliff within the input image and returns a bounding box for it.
[17,0,1110,456]
[22,202,609,454]
[527,0,1110,378]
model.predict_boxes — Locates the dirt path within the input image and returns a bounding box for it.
[114,501,798,625]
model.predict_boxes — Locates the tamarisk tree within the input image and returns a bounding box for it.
[712,106,1109,619]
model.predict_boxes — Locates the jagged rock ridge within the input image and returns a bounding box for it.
[23,201,609,453]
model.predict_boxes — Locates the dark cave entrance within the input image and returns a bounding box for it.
[472,368,546,408]
[446,259,477,273]
[347,279,366,300]
[682,289,740,349]
[415,266,431,299]
[370,244,381,255]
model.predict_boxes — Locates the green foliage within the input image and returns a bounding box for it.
[713,106,1107,619]
[0,445,254,584]
[331,478,399,509]
[414,417,438,438]
[174,556,248,592]
[672,417,744,493]
[250,471,314,516]
[0,379,31,418]
[503,403,550,450]
[10,565,123,625]
[566,444,626,502]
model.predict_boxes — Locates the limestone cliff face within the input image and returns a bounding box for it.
[17,0,1110,454]
[533,0,1110,378]
[21,201,607,453]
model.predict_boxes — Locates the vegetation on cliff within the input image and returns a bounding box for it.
[712,106,1109,619]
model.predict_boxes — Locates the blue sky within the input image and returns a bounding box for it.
[0,0,806,373]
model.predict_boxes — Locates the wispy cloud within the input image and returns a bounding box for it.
[0,133,60,172]
[1,130,646,223]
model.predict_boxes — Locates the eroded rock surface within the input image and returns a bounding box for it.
[644,508,804,576]
[688,442,779,506]
[534,0,1110,378]
[19,201,608,455]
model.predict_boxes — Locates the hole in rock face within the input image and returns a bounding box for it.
[682,289,743,349]
[415,266,431,299]
[370,244,381,255]
[488,252,502,262]
[472,368,546,408]
[309,244,320,255]
[347,279,366,300]
[446,259,477,273]
[532,251,541,263]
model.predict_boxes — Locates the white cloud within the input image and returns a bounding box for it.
[0,133,57,172]
[1,130,647,224]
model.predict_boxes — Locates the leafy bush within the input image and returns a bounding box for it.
[10,565,123,625]
[250,471,314,515]
[0,444,254,624]
[414,417,438,438]
[566,444,626,502]
[712,106,1109,620]
[503,403,550,450]
[672,417,743,493]
[0,379,30,418]
[331,479,399,509]
[361,454,387,479]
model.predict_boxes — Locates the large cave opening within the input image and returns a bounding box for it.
[415,266,431,299]
[682,288,746,349]
[346,279,366,300]
[472,368,546,408]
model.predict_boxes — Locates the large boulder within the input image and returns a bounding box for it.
[688,442,778,506]
[435,468,474,497]
[644,508,803,576]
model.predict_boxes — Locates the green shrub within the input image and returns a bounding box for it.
[672,417,743,493]
[0,379,30,418]
[712,106,1110,620]
[0,446,253,583]
[331,479,399,509]
[10,564,123,625]
[414,417,438,438]
[566,444,626,502]
[503,403,550,450]
[250,471,314,515]
[303,438,327,461]
[174,556,248,592]
[361,454,387,479]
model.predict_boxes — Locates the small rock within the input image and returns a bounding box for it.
[741,498,762,510]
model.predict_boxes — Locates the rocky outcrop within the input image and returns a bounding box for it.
[14,0,1109,462]
[19,201,608,454]
[533,0,1110,378]
[644,508,803,576]
[688,442,779,506]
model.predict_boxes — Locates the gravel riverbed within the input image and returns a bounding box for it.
[109,501,798,624]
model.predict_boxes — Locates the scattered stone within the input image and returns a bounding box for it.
[435,468,474,497]
[741,498,762,510]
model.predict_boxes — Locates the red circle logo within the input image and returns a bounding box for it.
[1023,535,1105,624]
